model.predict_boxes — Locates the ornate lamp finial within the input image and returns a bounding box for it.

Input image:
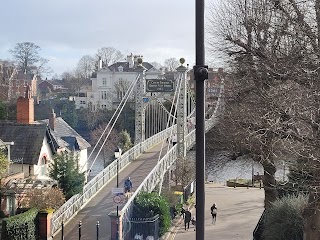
[137,57,143,65]
[179,58,185,65]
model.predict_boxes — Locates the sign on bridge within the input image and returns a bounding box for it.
[146,79,174,92]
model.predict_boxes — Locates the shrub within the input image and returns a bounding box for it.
[2,208,38,240]
[0,210,6,218]
[134,192,171,236]
[263,194,308,240]
[21,188,65,210]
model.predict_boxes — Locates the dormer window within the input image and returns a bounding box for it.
[118,65,123,72]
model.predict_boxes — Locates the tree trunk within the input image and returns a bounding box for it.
[262,160,278,208]
[303,189,320,240]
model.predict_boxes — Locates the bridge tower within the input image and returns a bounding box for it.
[134,58,147,144]
[176,58,188,160]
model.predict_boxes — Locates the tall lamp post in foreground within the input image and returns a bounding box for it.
[194,0,208,239]
[114,146,122,240]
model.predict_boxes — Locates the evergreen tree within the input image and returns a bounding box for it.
[49,152,85,200]
[119,129,133,152]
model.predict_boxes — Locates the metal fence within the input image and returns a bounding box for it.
[253,209,265,240]
[50,126,175,236]
[121,86,225,239]
[50,82,225,238]
[126,215,159,240]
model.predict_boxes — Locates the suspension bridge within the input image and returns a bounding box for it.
[51,60,224,240]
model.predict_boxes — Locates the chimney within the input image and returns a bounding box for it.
[98,56,102,70]
[127,53,134,68]
[16,85,34,124]
[49,109,56,131]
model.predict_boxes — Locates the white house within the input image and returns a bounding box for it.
[75,53,162,111]
[0,88,90,216]
[40,109,91,174]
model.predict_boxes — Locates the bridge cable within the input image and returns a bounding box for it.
[156,72,184,193]
[84,73,140,174]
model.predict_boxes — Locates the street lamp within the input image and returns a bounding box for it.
[114,146,122,240]
[194,0,208,239]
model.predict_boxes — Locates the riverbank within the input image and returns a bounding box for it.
[167,182,265,240]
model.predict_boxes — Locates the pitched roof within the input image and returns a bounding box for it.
[40,117,90,151]
[108,61,154,72]
[15,71,34,81]
[0,122,51,165]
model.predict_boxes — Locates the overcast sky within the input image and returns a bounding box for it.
[0,0,220,77]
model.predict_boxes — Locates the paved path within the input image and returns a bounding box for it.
[169,183,264,240]
[53,141,168,240]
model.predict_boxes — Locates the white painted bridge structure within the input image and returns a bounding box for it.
[50,61,224,239]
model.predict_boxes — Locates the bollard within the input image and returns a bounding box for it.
[96,221,100,240]
[61,221,64,240]
[79,221,82,240]
[259,181,262,189]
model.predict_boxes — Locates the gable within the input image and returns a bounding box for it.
[0,123,50,165]
[40,117,90,151]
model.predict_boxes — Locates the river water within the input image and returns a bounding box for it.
[190,151,287,184]
[87,148,287,184]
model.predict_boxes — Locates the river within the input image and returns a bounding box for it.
[87,148,287,184]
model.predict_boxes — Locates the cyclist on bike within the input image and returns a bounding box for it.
[124,177,133,193]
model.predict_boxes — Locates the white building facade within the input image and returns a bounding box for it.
[75,54,161,111]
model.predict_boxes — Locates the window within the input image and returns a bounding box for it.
[102,78,107,86]
[39,156,47,176]
[118,66,123,72]
[80,100,86,104]
[16,80,20,86]
[101,91,107,100]
[24,80,28,86]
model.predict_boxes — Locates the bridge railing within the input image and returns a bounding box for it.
[120,82,225,238]
[50,126,175,236]
[121,145,178,238]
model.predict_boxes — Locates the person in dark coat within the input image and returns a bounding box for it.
[210,203,217,224]
[180,207,186,219]
[184,209,192,230]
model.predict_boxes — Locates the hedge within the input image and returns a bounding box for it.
[1,208,38,240]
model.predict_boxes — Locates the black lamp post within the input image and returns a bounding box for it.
[114,146,122,240]
[194,0,208,239]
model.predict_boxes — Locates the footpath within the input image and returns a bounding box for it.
[165,183,264,240]
[53,141,168,240]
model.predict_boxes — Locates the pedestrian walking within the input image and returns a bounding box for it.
[184,209,192,230]
[191,217,196,231]
[172,134,177,146]
[211,203,217,224]
[180,207,186,219]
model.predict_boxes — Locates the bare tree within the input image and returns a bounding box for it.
[90,123,120,167]
[114,79,131,101]
[208,0,320,236]
[76,55,95,79]
[36,57,53,77]
[20,188,65,210]
[164,58,179,72]
[149,61,163,70]
[96,47,124,67]
[9,42,44,74]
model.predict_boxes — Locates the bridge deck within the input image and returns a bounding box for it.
[53,141,168,240]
